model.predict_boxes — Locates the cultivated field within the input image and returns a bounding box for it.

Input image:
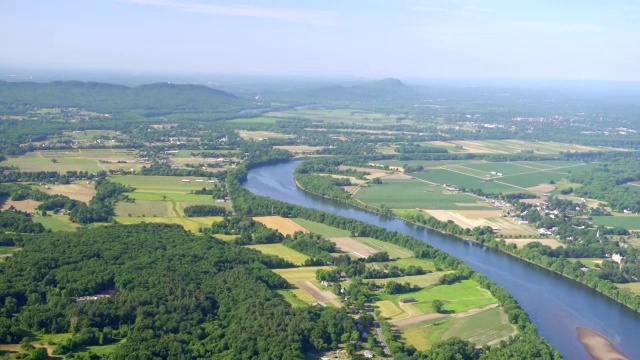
[0,149,140,173]
[247,243,310,265]
[0,199,41,212]
[115,200,173,217]
[291,218,351,237]
[329,237,379,258]
[353,237,414,259]
[273,145,325,153]
[425,210,538,236]
[273,266,340,306]
[366,273,444,288]
[254,216,309,236]
[111,175,217,193]
[354,180,491,210]
[265,109,409,126]
[34,215,79,232]
[591,215,640,230]
[237,130,291,140]
[40,183,96,203]
[428,140,600,154]
[114,216,222,233]
[337,165,392,179]
[503,238,563,249]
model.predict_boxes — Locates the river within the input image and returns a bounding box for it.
[244,161,640,360]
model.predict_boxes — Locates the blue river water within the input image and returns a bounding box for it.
[244,161,640,360]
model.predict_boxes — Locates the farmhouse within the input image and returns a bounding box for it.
[181,179,190,182]
[399,297,416,304]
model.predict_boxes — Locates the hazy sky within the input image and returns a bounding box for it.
[2,0,640,81]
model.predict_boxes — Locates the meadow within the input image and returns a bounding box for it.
[33,215,80,232]
[414,170,522,194]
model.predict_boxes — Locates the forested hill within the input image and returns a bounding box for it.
[0,80,244,115]
[305,78,417,102]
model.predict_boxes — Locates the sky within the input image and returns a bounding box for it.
[2,0,640,81]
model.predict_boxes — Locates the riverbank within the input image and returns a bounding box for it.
[576,327,628,360]
[294,176,640,317]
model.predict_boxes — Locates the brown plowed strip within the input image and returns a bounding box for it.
[297,281,337,302]
[329,237,378,258]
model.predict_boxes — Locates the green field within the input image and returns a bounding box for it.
[33,215,80,231]
[273,266,334,304]
[292,218,351,237]
[115,200,173,217]
[277,289,310,307]
[616,282,640,294]
[461,162,536,176]
[403,317,452,350]
[414,170,522,194]
[112,175,217,192]
[354,179,491,209]
[442,307,514,345]
[499,171,567,188]
[379,279,496,314]
[0,149,140,173]
[247,244,310,265]
[591,215,640,230]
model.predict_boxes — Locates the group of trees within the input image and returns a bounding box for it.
[0,223,357,358]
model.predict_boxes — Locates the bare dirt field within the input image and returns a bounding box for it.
[237,130,291,140]
[274,145,324,153]
[297,281,340,306]
[41,183,96,203]
[383,173,412,180]
[504,238,563,249]
[425,210,538,236]
[327,174,366,185]
[337,166,390,179]
[329,237,379,258]
[392,312,446,328]
[527,184,556,193]
[253,216,308,236]
[0,199,42,212]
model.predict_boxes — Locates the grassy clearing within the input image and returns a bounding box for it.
[212,234,239,241]
[292,218,351,237]
[277,289,310,307]
[616,282,640,294]
[125,192,214,202]
[247,244,310,265]
[393,258,437,272]
[353,237,414,259]
[403,317,453,350]
[568,258,605,269]
[354,180,491,210]
[39,182,96,203]
[379,279,496,314]
[591,215,640,230]
[0,149,140,173]
[33,215,80,231]
[87,340,124,356]
[443,307,514,345]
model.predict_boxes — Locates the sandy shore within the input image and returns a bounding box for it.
[576,327,628,360]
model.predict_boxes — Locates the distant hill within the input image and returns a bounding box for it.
[0,80,242,115]
[306,78,416,102]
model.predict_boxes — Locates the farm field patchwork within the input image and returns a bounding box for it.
[265,109,409,125]
[237,130,291,140]
[247,243,310,265]
[430,140,600,154]
[0,149,141,173]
